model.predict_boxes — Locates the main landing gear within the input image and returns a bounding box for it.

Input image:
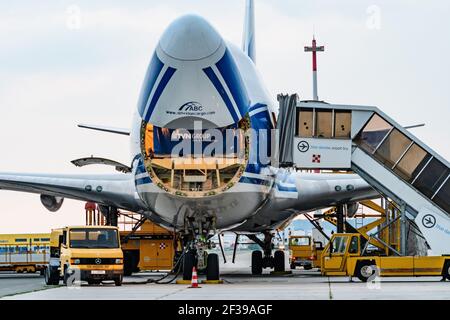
[247,232,286,275]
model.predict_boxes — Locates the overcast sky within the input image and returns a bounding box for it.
[0,0,449,233]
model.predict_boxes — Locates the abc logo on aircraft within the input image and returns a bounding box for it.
[179,102,204,112]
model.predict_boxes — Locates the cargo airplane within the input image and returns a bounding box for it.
[0,1,377,279]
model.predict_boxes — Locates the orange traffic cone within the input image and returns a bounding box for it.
[189,267,201,288]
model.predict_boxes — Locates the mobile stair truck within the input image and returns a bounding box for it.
[44,226,124,286]
[277,96,450,281]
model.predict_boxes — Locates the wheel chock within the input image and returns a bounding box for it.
[200,280,224,284]
[270,270,293,275]
[176,279,192,285]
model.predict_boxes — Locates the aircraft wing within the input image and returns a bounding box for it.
[0,172,144,212]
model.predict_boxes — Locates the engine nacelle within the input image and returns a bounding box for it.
[40,195,64,212]
[346,202,359,218]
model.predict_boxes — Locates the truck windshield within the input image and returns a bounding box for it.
[69,229,119,249]
[289,237,310,246]
[331,236,348,254]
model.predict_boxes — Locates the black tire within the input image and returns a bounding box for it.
[443,261,450,281]
[251,250,263,275]
[123,250,139,276]
[273,250,285,272]
[304,263,313,270]
[183,251,195,281]
[355,262,376,283]
[290,263,296,270]
[123,251,132,276]
[206,253,220,281]
[114,275,123,286]
[44,267,60,285]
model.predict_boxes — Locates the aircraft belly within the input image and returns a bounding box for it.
[139,189,266,229]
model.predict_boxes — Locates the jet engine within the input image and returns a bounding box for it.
[40,195,64,212]
[346,202,359,218]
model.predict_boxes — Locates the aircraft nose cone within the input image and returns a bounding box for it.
[159,15,222,61]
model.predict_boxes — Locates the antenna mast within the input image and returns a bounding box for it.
[304,36,325,101]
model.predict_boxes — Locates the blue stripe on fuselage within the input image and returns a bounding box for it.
[239,176,271,186]
[138,53,164,118]
[135,177,152,186]
[276,184,297,192]
[136,165,147,175]
[215,49,250,118]
[203,67,240,123]
[144,67,177,122]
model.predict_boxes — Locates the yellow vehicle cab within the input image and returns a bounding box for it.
[45,226,124,286]
[321,233,450,282]
[289,236,324,270]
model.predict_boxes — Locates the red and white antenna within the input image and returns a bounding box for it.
[304,36,325,101]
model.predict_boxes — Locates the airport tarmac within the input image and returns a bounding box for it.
[0,272,49,298]
[1,251,450,300]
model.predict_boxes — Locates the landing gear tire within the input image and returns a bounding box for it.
[183,251,195,281]
[44,267,60,285]
[206,253,220,281]
[251,250,263,275]
[356,262,376,283]
[443,261,450,281]
[114,275,123,286]
[273,250,285,272]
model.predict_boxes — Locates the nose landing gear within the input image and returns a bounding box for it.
[182,243,221,281]
[181,216,221,282]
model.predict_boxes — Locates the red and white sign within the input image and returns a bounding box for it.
[312,155,321,163]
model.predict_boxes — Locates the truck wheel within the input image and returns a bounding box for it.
[443,261,450,281]
[251,251,263,275]
[183,251,195,281]
[304,263,313,270]
[356,262,376,283]
[206,253,220,281]
[290,262,296,270]
[274,250,285,272]
[114,275,123,286]
[123,251,132,276]
[44,267,60,285]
